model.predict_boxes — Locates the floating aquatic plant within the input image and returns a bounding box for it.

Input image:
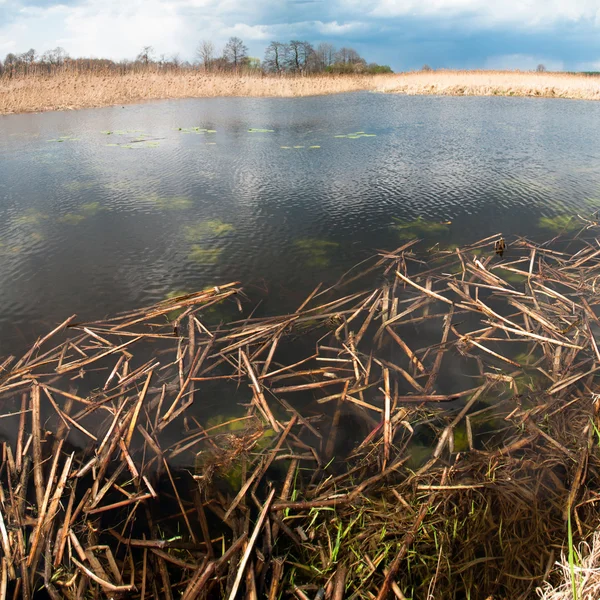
[538,215,580,233]
[184,220,235,242]
[177,127,216,134]
[188,245,222,264]
[294,238,340,268]
[391,216,451,240]
[46,135,79,143]
[334,132,376,139]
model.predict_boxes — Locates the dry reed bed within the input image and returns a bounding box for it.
[1,70,600,115]
[2,223,600,598]
[0,73,396,115]
[380,70,600,101]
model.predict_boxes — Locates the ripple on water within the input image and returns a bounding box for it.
[2,94,600,356]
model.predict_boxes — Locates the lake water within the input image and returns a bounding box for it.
[1,92,600,358]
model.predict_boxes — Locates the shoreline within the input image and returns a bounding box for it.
[1,70,600,115]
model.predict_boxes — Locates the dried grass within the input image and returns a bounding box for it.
[380,69,600,101]
[0,71,396,114]
[1,70,599,115]
[538,532,600,600]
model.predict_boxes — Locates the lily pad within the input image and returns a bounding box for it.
[334,132,376,139]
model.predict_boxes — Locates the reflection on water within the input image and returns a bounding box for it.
[1,93,600,357]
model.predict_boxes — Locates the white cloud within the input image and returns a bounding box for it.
[349,0,600,28]
[1,0,600,68]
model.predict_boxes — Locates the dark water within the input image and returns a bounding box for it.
[1,93,600,357]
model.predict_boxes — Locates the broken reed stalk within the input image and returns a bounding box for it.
[2,227,600,597]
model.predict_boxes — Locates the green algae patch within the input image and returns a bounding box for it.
[538,215,580,234]
[63,181,96,193]
[59,202,105,225]
[148,195,193,211]
[294,238,340,268]
[184,220,235,242]
[188,246,222,264]
[59,213,86,225]
[391,216,451,240]
[80,202,103,216]
[14,210,49,227]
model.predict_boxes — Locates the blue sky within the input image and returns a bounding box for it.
[1,0,600,71]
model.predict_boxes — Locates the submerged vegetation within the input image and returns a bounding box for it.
[2,225,600,597]
[183,219,235,241]
[294,237,340,267]
[188,245,223,264]
[148,194,193,210]
[538,214,581,233]
[391,215,451,240]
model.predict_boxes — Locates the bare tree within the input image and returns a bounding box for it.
[42,47,68,66]
[264,41,288,73]
[536,64,547,73]
[421,64,432,71]
[316,43,335,70]
[223,37,248,70]
[21,48,36,65]
[286,40,314,73]
[136,46,154,65]
[196,40,215,71]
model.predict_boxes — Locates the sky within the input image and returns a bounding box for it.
[1,0,600,71]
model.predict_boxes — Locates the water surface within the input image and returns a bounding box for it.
[1,93,600,357]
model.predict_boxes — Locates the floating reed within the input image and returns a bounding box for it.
[2,219,600,598]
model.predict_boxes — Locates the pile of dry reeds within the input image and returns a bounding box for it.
[2,220,600,599]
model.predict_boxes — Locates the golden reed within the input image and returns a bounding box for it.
[1,70,599,115]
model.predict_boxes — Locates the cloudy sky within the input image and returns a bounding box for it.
[1,0,600,71]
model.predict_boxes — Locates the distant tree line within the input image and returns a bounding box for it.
[0,37,392,78]
[195,37,391,74]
